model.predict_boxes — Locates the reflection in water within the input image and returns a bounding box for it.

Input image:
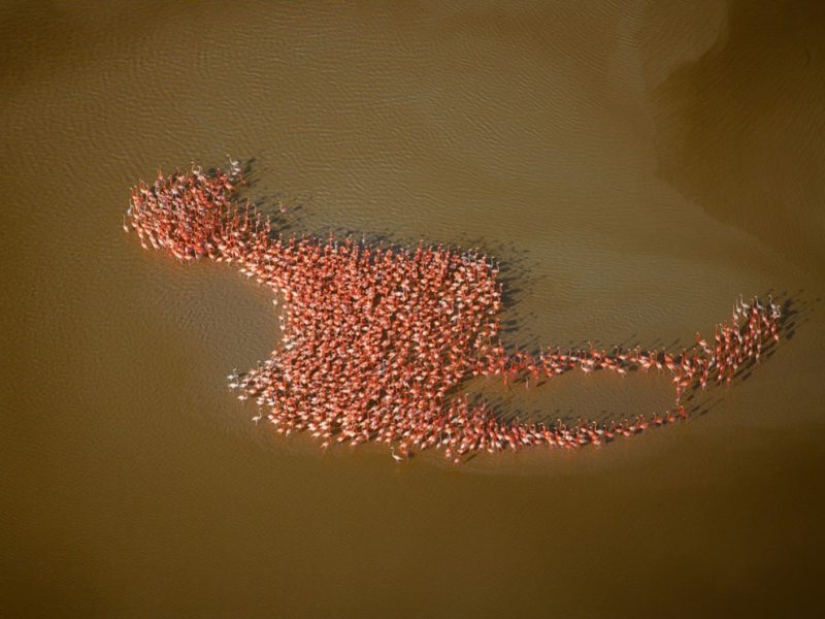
[2,1,825,617]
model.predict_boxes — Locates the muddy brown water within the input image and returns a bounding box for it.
[2,1,824,617]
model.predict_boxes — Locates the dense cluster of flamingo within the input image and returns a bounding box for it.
[125,162,782,462]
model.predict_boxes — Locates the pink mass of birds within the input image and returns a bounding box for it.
[125,161,782,463]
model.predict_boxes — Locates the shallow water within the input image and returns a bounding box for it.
[2,1,824,617]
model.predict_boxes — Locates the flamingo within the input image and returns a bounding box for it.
[126,164,784,464]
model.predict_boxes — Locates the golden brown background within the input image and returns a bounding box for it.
[2,1,824,617]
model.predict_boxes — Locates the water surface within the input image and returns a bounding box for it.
[2,1,824,617]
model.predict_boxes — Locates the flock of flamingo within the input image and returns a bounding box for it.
[124,160,782,463]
